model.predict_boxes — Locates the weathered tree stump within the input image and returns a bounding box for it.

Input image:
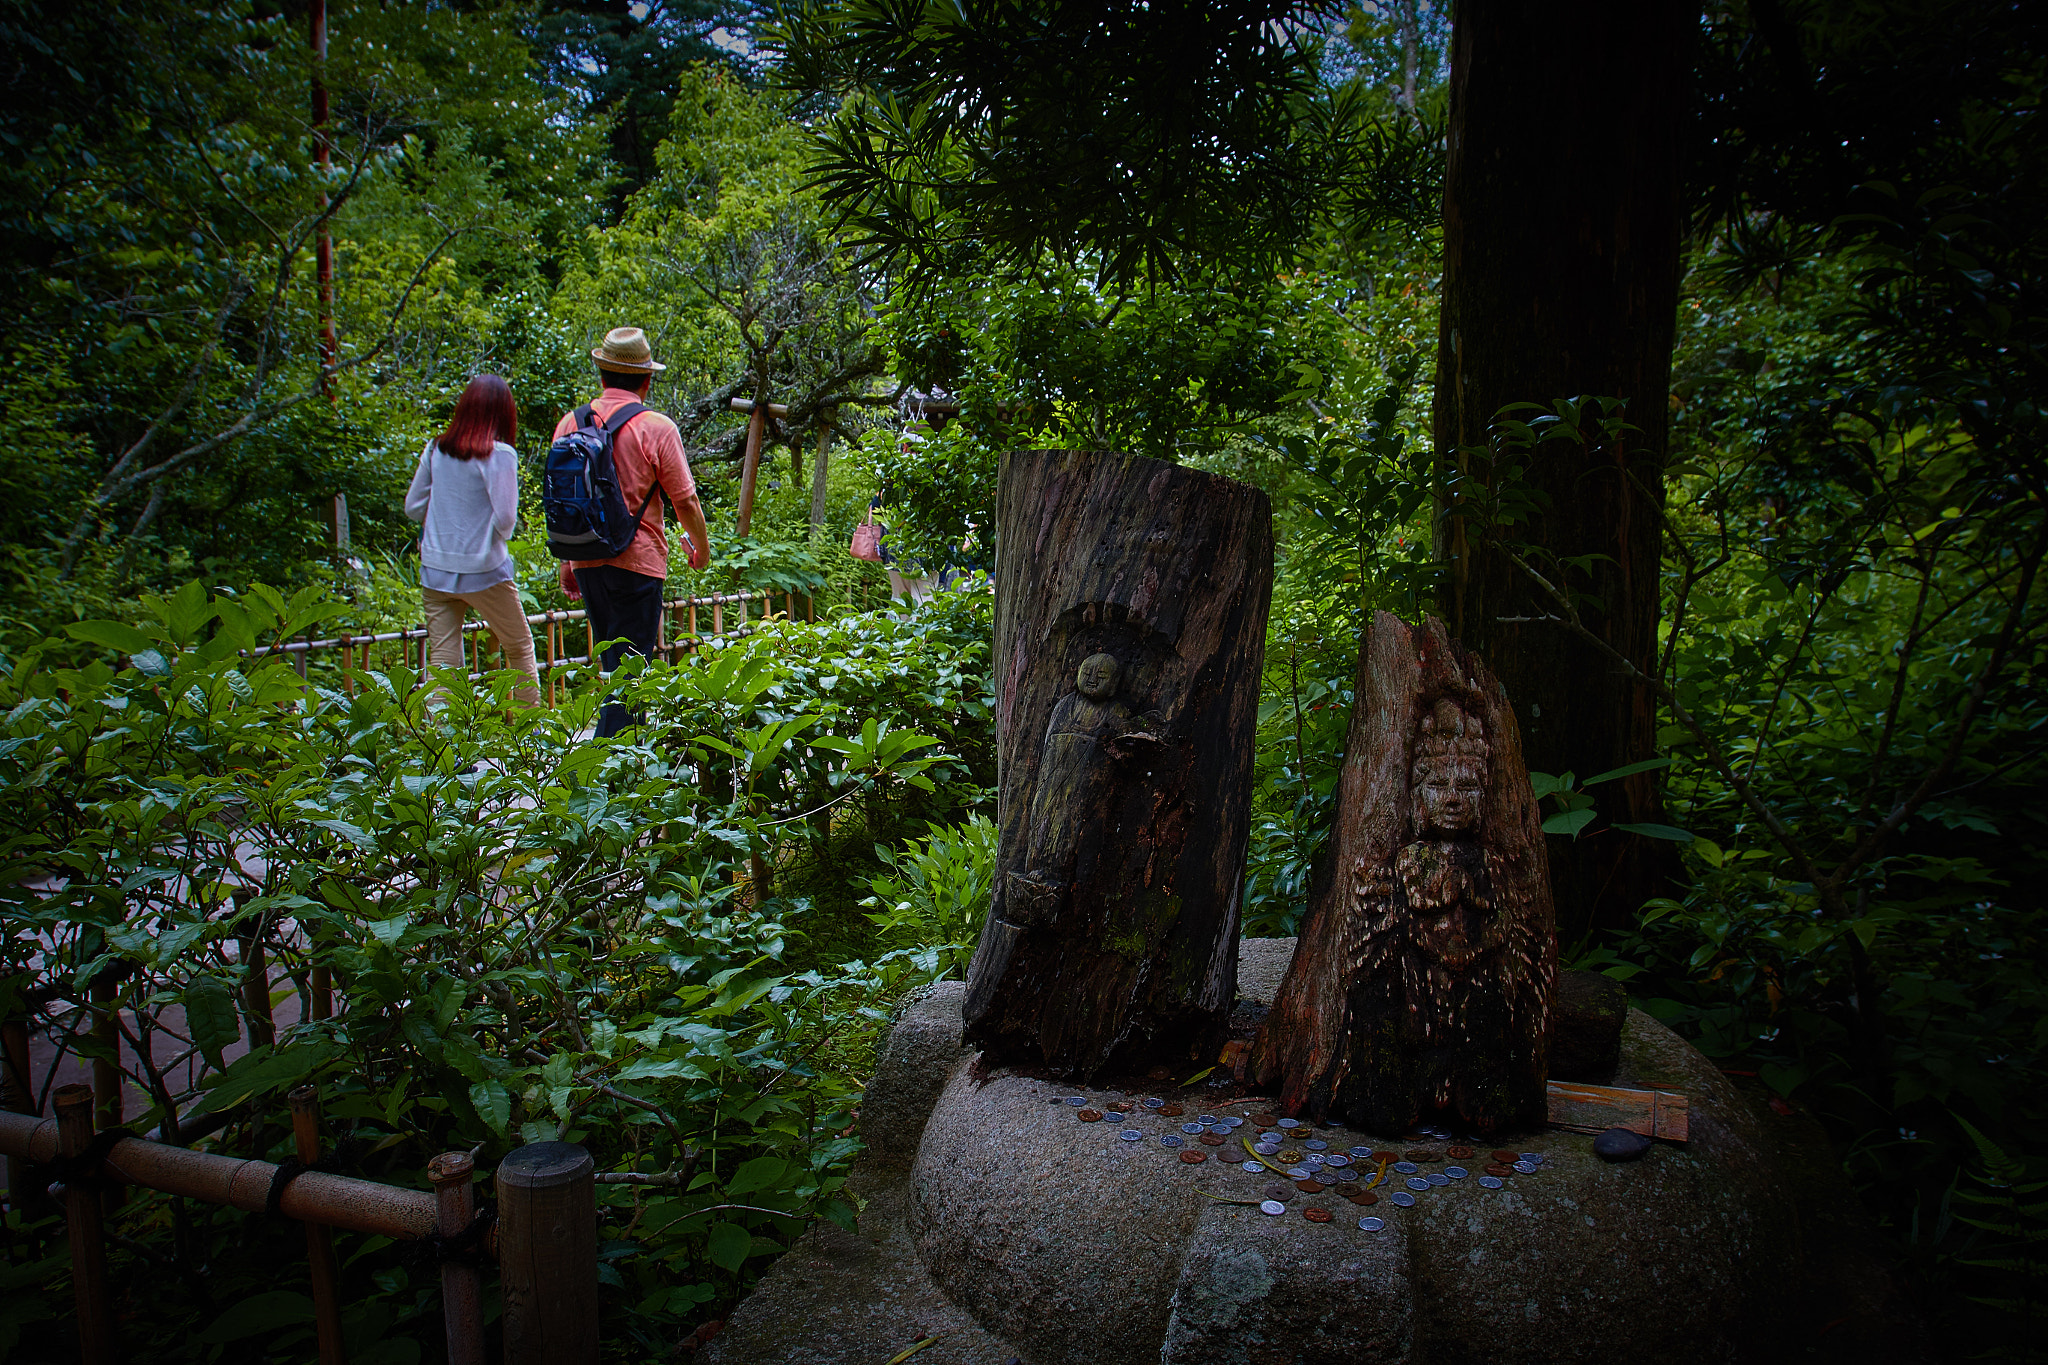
[963,450,1273,1077]
[1251,612,1555,1135]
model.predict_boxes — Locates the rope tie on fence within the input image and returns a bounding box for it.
[266,1156,319,1219]
[44,1127,139,1190]
[417,1201,496,1267]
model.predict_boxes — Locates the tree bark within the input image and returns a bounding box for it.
[963,450,1273,1078]
[1252,612,1556,1136]
[1433,0,1688,942]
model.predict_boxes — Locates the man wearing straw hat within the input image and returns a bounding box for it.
[555,326,711,737]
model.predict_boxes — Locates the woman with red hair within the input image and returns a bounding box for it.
[404,374,540,705]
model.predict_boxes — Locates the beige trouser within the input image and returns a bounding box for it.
[422,581,541,706]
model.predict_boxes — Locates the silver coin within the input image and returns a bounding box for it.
[1160,1135,1185,1148]
[1063,1096,1088,1107]
[1196,1114,1217,1124]
[1513,1160,1537,1174]
[1518,1152,1542,1164]
[1304,1156,1326,1169]
[1221,1116,1245,1129]
[1392,1161,1419,1174]
[1286,1166,1312,1180]
[1180,1122,1206,1135]
[1478,1175,1503,1189]
[1444,1166,1468,1179]
[1242,1161,1265,1173]
[1390,1191,1415,1207]
[1427,1173,1449,1186]
[1142,1097,1165,1109]
[1359,1216,1386,1232]
[1405,1176,1430,1192]
[1303,1140,1328,1152]
[1260,1200,1287,1216]
[1208,1124,1233,1135]
[1119,1129,1145,1142]
[1276,1117,1301,1129]
[1254,1143,1281,1157]
[1349,1145,1375,1158]
[1324,1154,1352,1168]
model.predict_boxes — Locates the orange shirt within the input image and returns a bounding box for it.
[552,387,699,580]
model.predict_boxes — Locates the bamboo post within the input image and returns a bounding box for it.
[546,614,559,706]
[712,600,722,636]
[55,1084,114,1363]
[289,1086,347,1365]
[735,399,770,538]
[338,633,352,695]
[429,1151,485,1365]
[239,933,276,1050]
[497,1142,597,1365]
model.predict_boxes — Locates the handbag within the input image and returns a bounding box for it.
[849,508,883,561]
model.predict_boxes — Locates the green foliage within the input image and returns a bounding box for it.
[0,580,993,1358]
[860,816,998,981]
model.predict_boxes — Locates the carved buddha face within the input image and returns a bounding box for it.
[1413,756,1485,837]
[1076,652,1120,700]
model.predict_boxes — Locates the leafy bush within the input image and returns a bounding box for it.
[860,816,998,981]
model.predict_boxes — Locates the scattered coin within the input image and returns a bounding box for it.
[1063,1096,1088,1107]
[1324,1154,1352,1168]
[1518,1152,1543,1164]
[1303,1206,1334,1223]
[1349,1191,1379,1206]
[1444,1166,1469,1180]
[1254,1144,1281,1157]
[1260,1200,1287,1216]
[1491,1150,1519,1164]
[1513,1160,1538,1174]
[1304,1155,1326,1168]
[1389,1191,1415,1208]
[1303,1139,1329,1152]
[1484,1163,1513,1177]
[1253,1113,1278,1128]
[1220,1116,1246,1129]
[1276,1117,1302,1129]
[1447,1144,1474,1159]
[1263,1183,1291,1202]
[1180,1122,1206,1135]
[1241,1161,1264,1173]
[1405,1148,1443,1163]
[1478,1175,1504,1189]
[1296,1178,1325,1193]
[1160,1135,1185,1149]
[1199,1134,1225,1147]
[1160,1104,1185,1117]
[1196,1114,1217,1125]
[1392,1161,1419,1175]
[1108,1101,1134,1113]
[1359,1216,1386,1232]
[1119,1129,1145,1142]
[1143,1098,1166,1110]
[1180,1151,1207,1164]
[1077,1109,1103,1122]
[1426,1173,1449,1186]
[1333,1181,1362,1198]
[1373,1150,1401,1164]
[1278,1148,1304,1163]
[1349,1146,1376,1159]
[1405,1177,1431,1192]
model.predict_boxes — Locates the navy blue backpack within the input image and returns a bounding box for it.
[540,402,654,560]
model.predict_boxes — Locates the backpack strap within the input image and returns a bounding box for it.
[601,402,660,524]
[573,403,597,429]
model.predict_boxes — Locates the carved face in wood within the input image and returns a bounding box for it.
[1409,699,1488,839]
[1076,652,1121,700]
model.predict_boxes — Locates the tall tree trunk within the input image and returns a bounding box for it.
[1433,0,1688,943]
[963,450,1273,1079]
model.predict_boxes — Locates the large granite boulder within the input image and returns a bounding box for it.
[704,940,1929,1365]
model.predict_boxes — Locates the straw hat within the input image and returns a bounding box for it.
[589,326,666,373]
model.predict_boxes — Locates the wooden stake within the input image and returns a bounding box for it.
[497,1142,598,1365]
[735,401,768,538]
[240,933,276,1050]
[429,1151,485,1365]
[289,1086,347,1365]
[55,1084,114,1363]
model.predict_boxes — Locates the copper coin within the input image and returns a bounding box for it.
[1303,1206,1333,1223]
[1295,1179,1325,1194]
[1372,1150,1400,1163]
[1278,1148,1303,1164]
[1077,1109,1103,1122]
[1492,1150,1519,1164]
[1333,1181,1362,1198]
[1160,1104,1185,1117]
[1108,1101,1134,1113]
[1405,1148,1443,1163]
[1252,1113,1278,1127]
[1198,1134,1225,1147]
[1263,1183,1292,1202]
[1179,1150,1206,1164]
[1349,1190,1379,1206]
[1447,1145,1474,1159]
[1485,1163,1513,1177]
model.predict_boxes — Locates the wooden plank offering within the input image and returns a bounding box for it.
[1547,1080,1690,1142]
[1251,612,1557,1136]
[963,450,1273,1077]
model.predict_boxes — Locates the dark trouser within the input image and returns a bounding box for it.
[573,565,664,738]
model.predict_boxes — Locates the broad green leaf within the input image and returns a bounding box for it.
[1581,757,1673,786]
[470,1080,511,1135]
[723,1156,789,1197]
[1541,809,1596,839]
[66,620,156,655]
[1611,822,1695,842]
[705,1221,751,1271]
[185,975,241,1071]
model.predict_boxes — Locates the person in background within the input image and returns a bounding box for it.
[405,373,540,706]
[556,327,710,737]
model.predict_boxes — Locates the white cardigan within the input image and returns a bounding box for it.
[404,440,519,574]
